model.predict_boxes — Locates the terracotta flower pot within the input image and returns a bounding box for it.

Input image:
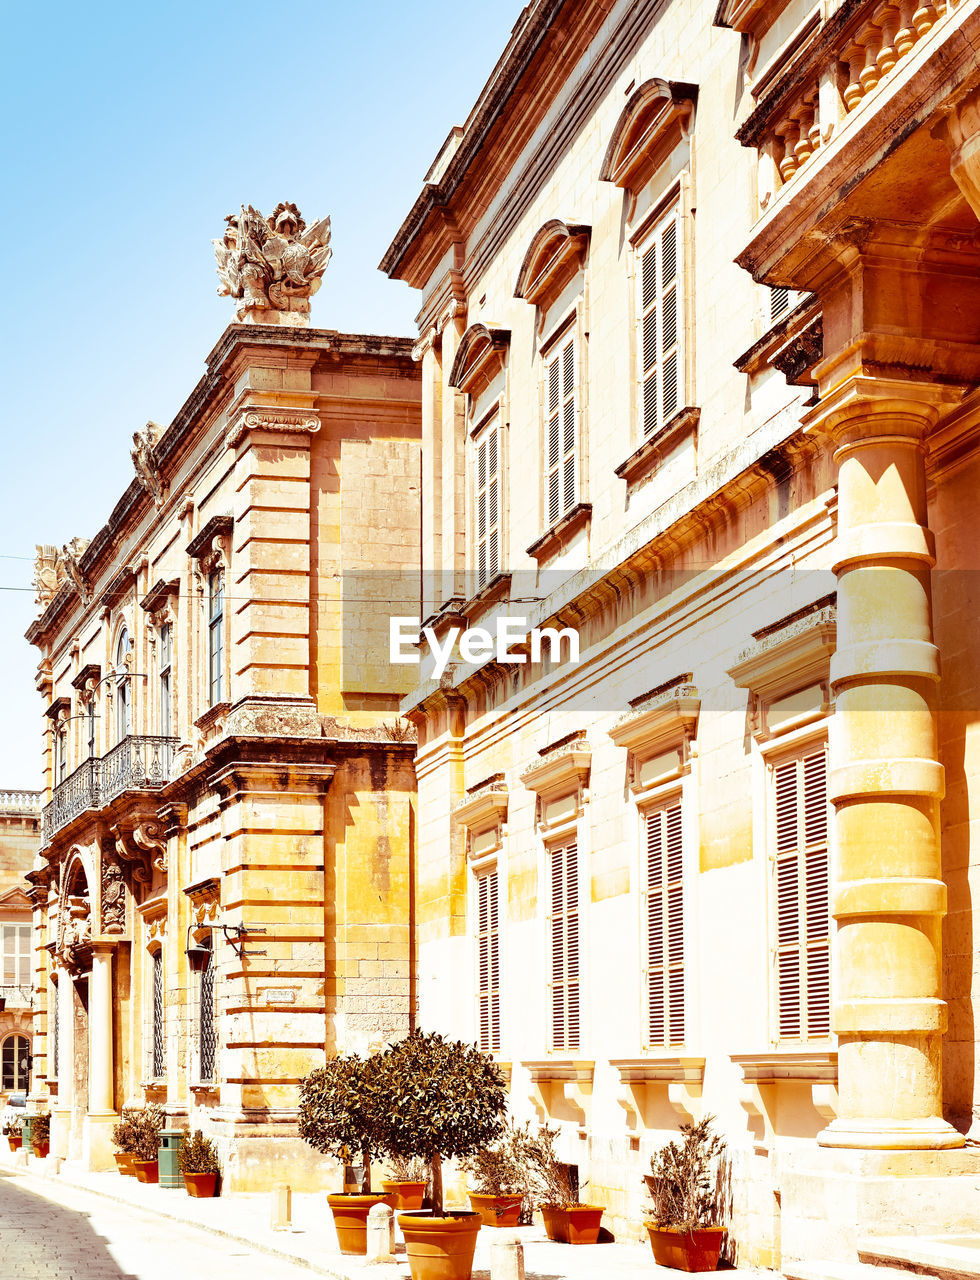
[114,1151,137,1177]
[397,1210,482,1280]
[646,1222,725,1271]
[7,1135,21,1151]
[31,1141,50,1159]
[327,1192,391,1255]
[134,1159,159,1184]
[468,1192,523,1227]
[383,1178,427,1210]
[541,1203,604,1244]
[184,1171,219,1198]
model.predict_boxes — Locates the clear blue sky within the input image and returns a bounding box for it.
[0,1,523,789]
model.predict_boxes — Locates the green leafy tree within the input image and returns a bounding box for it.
[298,1052,385,1192]
[374,1030,506,1216]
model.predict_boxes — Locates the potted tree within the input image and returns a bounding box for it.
[645,1116,727,1272]
[111,1110,140,1176]
[298,1052,388,1255]
[374,1030,506,1280]
[30,1112,50,1159]
[178,1130,221,1197]
[464,1122,533,1226]
[382,1153,429,1211]
[526,1124,604,1244]
[131,1105,165,1183]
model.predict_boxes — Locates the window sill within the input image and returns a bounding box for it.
[190,1081,218,1096]
[732,1049,837,1083]
[461,573,512,622]
[526,503,592,564]
[615,406,700,489]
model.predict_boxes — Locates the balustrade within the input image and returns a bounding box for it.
[748,0,961,213]
[41,736,178,843]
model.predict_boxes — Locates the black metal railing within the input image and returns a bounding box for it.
[42,736,178,843]
[41,757,101,841]
[100,735,178,807]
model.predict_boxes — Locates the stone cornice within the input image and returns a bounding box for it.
[610,1055,706,1084]
[448,324,511,393]
[140,578,180,615]
[599,78,699,191]
[71,662,101,691]
[186,515,234,561]
[733,1051,837,1082]
[520,739,591,799]
[615,407,700,488]
[609,684,701,755]
[514,220,591,305]
[453,788,509,832]
[729,602,837,697]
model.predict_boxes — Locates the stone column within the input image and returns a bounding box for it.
[805,378,962,1149]
[88,944,114,1115]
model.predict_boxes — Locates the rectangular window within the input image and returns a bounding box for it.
[549,840,580,1052]
[476,870,500,1052]
[159,623,172,737]
[774,745,831,1040]
[474,419,501,591]
[2,924,31,987]
[644,801,685,1047]
[50,983,58,1079]
[637,204,682,438]
[546,335,577,526]
[87,700,97,758]
[57,729,67,784]
[199,942,216,1083]
[208,573,224,707]
[151,949,165,1078]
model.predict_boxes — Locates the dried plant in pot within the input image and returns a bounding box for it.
[374,1030,507,1280]
[298,1052,388,1256]
[111,1110,141,1176]
[130,1105,165,1183]
[30,1112,50,1158]
[382,1153,430,1211]
[177,1129,220,1197]
[645,1116,727,1272]
[463,1122,535,1227]
[4,1115,24,1150]
[524,1124,604,1245]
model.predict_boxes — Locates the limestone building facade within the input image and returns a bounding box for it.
[382,0,980,1266]
[0,791,41,1103]
[27,298,422,1188]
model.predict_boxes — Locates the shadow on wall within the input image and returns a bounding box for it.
[0,1168,139,1278]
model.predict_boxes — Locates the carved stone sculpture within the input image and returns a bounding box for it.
[33,545,59,609]
[58,537,91,603]
[131,421,167,507]
[101,860,127,934]
[213,203,332,326]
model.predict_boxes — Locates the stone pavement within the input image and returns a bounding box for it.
[0,1146,778,1280]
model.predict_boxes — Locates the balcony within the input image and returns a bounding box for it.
[41,736,178,844]
[736,0,979,285]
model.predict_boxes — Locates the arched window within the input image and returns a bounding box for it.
[1,1034,30,1092]
[115,628,132,742]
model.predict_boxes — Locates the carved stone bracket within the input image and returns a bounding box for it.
[523,1060,594,1125]
[611,1056,706,1127]
[226,409,321,449]
[110,813,167,885]
[183,876,221,933]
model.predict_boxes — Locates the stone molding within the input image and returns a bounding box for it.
[599,78,698,191]
[226,408,321,448]
[448,323,511,394]
[729,604,836,700]
[519,740,591,800]
[186,515,234,562]
[615,406,700,489]
[609,682,700,792]
[524,1058,594,1124]
[513,220,591,306]
[611,1054,705,1125]
[526,501,592,563]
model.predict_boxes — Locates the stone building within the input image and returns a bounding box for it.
[0,790,41,1102]
[26,205,422,1188]
[381,0,980,1268]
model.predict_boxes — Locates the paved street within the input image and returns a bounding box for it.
[0,1168,322,1280]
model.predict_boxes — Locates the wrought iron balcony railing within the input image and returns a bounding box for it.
[41,736,179,844]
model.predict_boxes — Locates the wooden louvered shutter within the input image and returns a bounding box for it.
[546,337,576,526]
[477,870,500,1052]
[475,420,500,589]
[770,285,791,324]
[645,802,685,1047]
[550,840,580,1052]
[638,208,682,438]
[774,746,830,1040]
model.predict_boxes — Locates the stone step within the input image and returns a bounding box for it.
[784,1259,934,1280]
[859,1234,980,1280]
